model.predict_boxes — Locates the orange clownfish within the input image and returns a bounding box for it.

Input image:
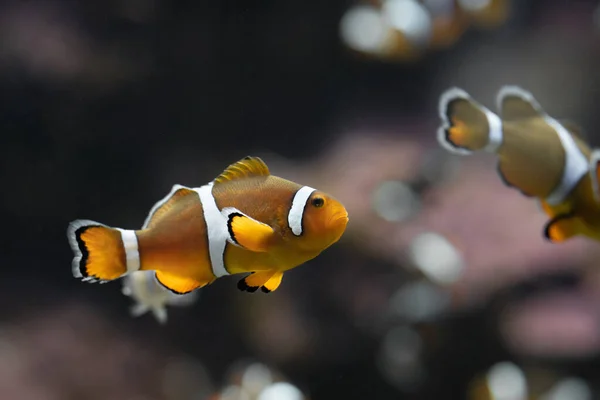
[437,86,600,243]
[67,156,349,295]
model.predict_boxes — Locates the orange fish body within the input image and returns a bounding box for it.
[68,157,349,295]
[437,85,600,243]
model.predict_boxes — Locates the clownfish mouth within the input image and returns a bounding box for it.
[328,213,349,233]
[330,212,349,224]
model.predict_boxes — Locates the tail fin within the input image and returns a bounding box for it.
[590,149,600,202]
[67,219,137,282]
[438,88,503,154]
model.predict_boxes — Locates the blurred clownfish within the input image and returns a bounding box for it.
[589,151,600,211]
[121,270,199,324]
[438,86,600,242]
[67,156,349,294]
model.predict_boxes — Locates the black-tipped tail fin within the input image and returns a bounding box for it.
[438,87,501,154]
[67,220,129,282]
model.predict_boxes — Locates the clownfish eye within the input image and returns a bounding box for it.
[311,197,324,208]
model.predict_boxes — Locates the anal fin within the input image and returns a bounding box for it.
[155,271,205,295]
[544,213,579,243]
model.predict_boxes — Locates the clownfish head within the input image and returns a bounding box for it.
[287,187,349,252]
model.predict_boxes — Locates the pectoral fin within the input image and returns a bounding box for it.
[237,270,282,293]
[544,213,579,243]
[222,207,274,252]
[155,271,206,295]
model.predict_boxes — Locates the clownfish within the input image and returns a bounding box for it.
[437,85,600,243]
[67,156,349,294]
[121,270,199,324]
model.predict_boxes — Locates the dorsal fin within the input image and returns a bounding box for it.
[496,85,545,121]
[143,185,195,229]
[214,156,270,185]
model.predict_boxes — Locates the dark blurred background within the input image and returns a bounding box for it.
[3,0,600,399]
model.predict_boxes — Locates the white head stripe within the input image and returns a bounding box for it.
[195,183,230,278]
[483,109,503,153]
[288,186,316,236]
[544,118,588,205]
[117,229,141,273]
[142,184,189,229]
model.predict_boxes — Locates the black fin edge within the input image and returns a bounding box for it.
[543,212,576,242]
[74,224,108,280]
[226,212,244,246]
[237,274,259,293]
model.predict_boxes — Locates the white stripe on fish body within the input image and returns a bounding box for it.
[117,229,141,273]
[483,109,503,153]
[195,183,231,278]
[544,117,589,205]
[142,184,190,229]
[288,186,316,236]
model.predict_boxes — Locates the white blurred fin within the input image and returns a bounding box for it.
[130,303,150,317]
[151,306,168,325]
